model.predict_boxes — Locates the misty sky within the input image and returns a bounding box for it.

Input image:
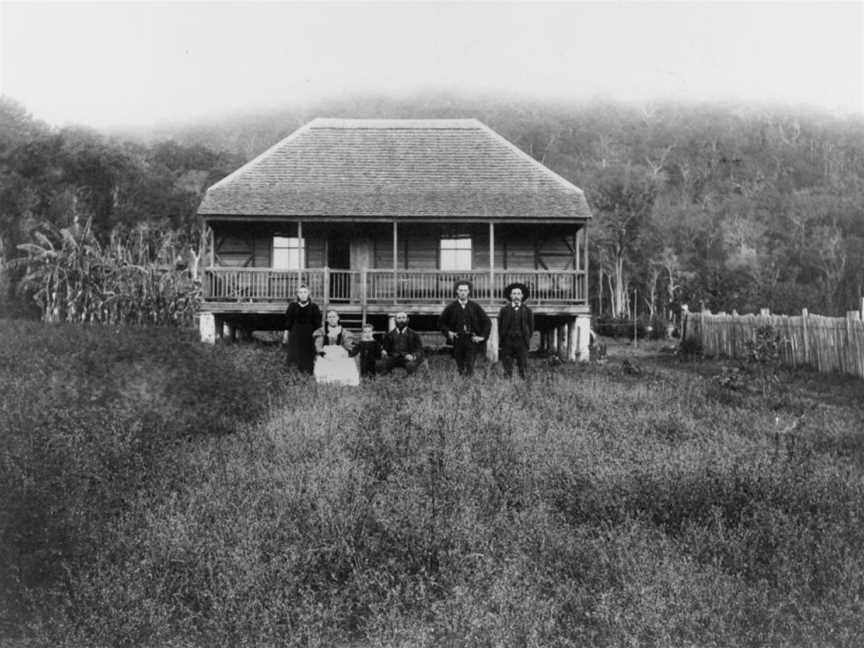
[1,1,862,129]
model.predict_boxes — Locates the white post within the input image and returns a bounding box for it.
[557,325,567,362]
[567,317,577,361]
[209,226,215,267]
[199,312,216,344]
[583,224,589,305]
[487,315,499,363]
[576,314,591,362]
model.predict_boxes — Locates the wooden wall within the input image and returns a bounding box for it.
[214,229,273,267]
[370,223,583,271]
[211,221,584,271]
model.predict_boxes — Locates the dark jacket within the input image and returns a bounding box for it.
[285,301,322,332]
[438,300,492,341]
[498,302,534,347]
[382,327,424,359]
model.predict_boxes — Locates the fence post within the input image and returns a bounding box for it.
[847,310,858,351]
[681,304,689,340]
[848,311,861,377]
[801,308,809,364]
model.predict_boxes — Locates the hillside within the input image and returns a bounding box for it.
[3,93,864,320]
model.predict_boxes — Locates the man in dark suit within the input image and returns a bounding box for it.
[438,281,491,376]
[498,282,534,379]
[377,312,424,375]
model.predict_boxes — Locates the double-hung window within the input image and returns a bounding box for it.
[440,237,472,271]
[272,236,304,269]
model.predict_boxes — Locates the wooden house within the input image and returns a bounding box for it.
[197,118,591,360]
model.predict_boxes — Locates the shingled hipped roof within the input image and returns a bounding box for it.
[198,118,591,221]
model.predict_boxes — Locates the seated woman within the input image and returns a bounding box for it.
[312,310,360,386]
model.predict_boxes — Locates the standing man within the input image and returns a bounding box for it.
[498,282,534,379]
[283,285,322,374]
[438,280,491,376]
[377,312,424,375]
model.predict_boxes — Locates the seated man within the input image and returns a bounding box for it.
[376,312,424,375]
[350,323,383,377]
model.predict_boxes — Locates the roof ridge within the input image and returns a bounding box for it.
[309,117,483,129]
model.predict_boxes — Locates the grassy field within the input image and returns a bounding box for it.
[2,321,864,647]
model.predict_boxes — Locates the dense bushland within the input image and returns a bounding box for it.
[3,95,864,322]
[130,93,864,318]
[3,321,864,646]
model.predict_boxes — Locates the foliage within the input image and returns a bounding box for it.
[677,335,703,359]
[120,93,864,318]
[0,98,241,310]
[594,316,646,339]
[3,322,864,646]
[743,324,787,398]
[588,166,659,317]
[745,324,784,365]
[13,218,200,326]
[2,95,864,319]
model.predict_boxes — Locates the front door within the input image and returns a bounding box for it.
[328,237,350,269]
[327,236,352,301]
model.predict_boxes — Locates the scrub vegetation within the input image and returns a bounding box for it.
[3,320,864,646]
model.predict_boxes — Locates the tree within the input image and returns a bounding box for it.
[589,166,659,317]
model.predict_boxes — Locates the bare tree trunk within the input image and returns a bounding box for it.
[645,266,659,321]
[597,266,604,315]
[606,273,615,316]
[613,254,626,317]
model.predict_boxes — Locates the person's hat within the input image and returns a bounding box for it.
[503,282,530,301]
[453,279,473,293]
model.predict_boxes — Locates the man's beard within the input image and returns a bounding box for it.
[395,323,407,330]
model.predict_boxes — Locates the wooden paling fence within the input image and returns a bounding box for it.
[683,305,864,378]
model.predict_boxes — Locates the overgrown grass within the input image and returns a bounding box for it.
[2,321,864,646]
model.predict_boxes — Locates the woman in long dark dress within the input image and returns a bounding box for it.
[283,285,322,373]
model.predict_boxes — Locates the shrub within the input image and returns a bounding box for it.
[594,316,648,339]
[743,324,785,396]
[677,335,703,359]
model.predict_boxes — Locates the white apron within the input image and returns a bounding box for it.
[314,343,360,386]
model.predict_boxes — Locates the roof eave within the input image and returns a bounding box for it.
[199,212,591,223]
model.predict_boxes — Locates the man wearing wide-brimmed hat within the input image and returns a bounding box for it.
[498,282,534,379]
[438,280,491,376]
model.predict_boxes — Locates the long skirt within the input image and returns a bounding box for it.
[287,323,317,373]
[314,345,360,386]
